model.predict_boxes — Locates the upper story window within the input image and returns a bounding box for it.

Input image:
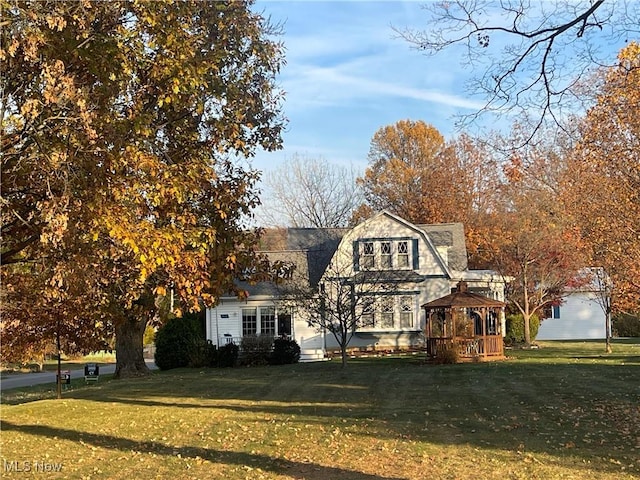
[397,241,409,268]
[357,239,416,271]
[362,241,375,269]
[380,242,392,268]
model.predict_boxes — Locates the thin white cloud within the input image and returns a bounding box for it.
[283,63,484,110]
[253,0,485,174]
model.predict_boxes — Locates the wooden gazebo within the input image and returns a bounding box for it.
[422,281,506,361]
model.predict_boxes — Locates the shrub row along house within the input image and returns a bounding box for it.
[206,211,508,361]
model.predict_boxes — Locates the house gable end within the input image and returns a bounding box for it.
[332,211,453,279]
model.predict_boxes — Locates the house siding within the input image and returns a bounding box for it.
[537,291,606,340]
[205,211,507,361]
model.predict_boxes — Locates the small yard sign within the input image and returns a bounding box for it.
[84,363,99,383]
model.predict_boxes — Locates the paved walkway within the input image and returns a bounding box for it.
[0,360,157,391]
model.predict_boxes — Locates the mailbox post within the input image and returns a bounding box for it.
[56,370,71,390]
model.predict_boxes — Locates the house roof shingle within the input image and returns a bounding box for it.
[234,216,468,297]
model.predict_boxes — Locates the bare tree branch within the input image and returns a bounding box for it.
[258,154,363,228]
[396,0,639,144]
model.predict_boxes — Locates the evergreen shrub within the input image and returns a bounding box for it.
[269,338,301,365]
[506,313,540,344]
[154,314,204,370]
[613,313,640,337]
[217,342,239,368]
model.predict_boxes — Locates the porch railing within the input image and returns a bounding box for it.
[427,336,504,359]
[217,334,292,349]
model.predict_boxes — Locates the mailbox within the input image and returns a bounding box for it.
[57,370,71,385]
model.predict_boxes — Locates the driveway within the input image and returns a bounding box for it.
[0,360,157,391]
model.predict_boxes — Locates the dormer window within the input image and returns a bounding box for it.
[397,241,409,268]
[356,238,417,271]
[380,241,392,268]
[362,242,375,269]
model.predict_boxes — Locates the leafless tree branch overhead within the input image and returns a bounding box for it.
[396,0,639,141]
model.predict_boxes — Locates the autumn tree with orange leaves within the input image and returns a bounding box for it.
[561,42,640,315]
[1,1,286,377]
[358,120,500,264]
[483,129,588,346]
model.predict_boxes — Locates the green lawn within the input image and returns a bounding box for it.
[1,340,639,479]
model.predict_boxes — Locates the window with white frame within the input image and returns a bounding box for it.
[360,299,375,328]
[260,306,276,335]
[357,295,417,331]
[380,241,392,268]
[357,239,414,271]
[399,296,414,328]
[397,241,409,268]
[362,241,375,269]
[242,308,257,336]
[378,297,395,329]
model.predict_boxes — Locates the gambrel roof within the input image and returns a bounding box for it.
[231,211,469,297]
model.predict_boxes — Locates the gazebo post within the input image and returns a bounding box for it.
[482,307,487,359]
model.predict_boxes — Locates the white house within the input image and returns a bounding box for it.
[206,211,508,361]
[537,269,609,340]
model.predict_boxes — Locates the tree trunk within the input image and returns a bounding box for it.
[340,341,348,368]
[56,326,62,399]
[114,315,150,378]
[523,312,531,347]
[605,308,613,354]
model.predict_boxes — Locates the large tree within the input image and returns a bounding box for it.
[359,120,448,223]
[399,1,639,140]
[478,123,589,346]
[1,0,285,377]
[561,42,640,315]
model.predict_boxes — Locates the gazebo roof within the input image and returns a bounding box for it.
[422,281,506,309]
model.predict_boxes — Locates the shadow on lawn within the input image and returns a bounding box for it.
[0,420,405,480]
[22,358,639,478]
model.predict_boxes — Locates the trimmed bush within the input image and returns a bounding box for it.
[269,338,301,365]
[613,313,640,337]
[154,314,204,370]
[506,313,540,344]
[434,347,459,364]
[240,335,274,366]
[217,342,239,368]
[187,339,219,368]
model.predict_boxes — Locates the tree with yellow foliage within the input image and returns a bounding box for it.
[1,1,285,377]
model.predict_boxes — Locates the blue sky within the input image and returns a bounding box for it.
[251,0,483,174]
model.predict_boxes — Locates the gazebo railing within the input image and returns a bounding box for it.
[427,336,503,359]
